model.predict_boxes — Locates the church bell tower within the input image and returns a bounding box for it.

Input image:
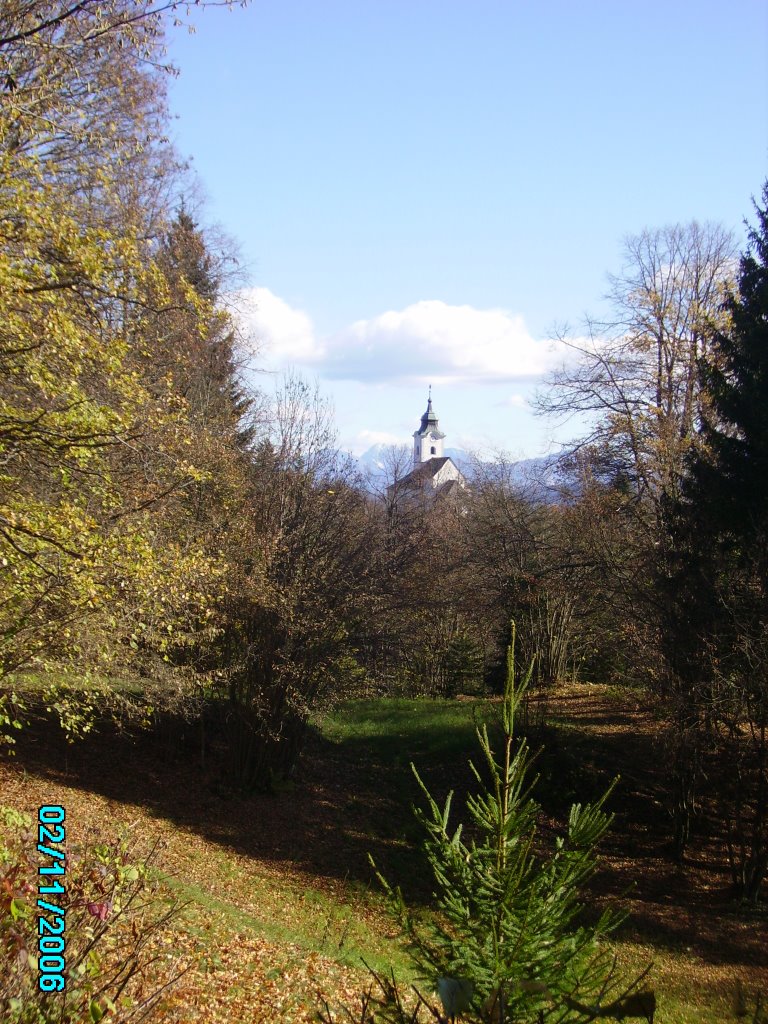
[413,387,447,465]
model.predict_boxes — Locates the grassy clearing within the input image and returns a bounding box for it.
[319,695,508,803]
[611,938,763,1024]
[318,696,501,786]
[316,694,766,1022]
[2,685,764,1022]
[162,851,409,976]
[320,696,497,747]
[315,696,505,893]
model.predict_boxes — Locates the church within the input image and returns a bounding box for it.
[392,390,467,496]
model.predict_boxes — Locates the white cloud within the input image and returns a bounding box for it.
[236,287,324,365]
[234,291,570,385]
[354,429,404,451]
[322,300,568,384]
[497,393,530,409]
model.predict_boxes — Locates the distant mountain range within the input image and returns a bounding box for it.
[355,444,474,478]
[354,444,574,500]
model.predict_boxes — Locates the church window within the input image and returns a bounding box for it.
[430,446,436,455]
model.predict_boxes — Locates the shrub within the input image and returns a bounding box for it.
[0,808,189,1023]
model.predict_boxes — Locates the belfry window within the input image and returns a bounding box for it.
[430,446,436,455]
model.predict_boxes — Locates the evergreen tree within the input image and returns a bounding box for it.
[324,628,653,1024]
[152,208,256,450]
[667,183,768,899]
[160,208,220,302]
[693,183,768,540]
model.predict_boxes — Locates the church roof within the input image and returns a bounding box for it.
[406,456,451,481]
[393,456,466,492]
[415,397,446,439]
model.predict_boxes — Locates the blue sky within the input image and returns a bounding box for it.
[166,1,768,459]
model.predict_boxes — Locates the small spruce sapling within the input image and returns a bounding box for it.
[363,625,653,1023]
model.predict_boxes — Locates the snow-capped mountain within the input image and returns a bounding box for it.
[354,444,573,500]
[355,443,474,477]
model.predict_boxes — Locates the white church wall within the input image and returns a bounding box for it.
[433,460,463,488]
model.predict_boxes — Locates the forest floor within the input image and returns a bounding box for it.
[1,682,766,1022]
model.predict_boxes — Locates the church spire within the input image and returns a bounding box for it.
[413,388,446,464]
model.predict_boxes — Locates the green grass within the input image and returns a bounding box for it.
[316,697,506,890]
[319,696,500,763]
[6,680,761,1021]
[610,938,752,1024]
[166,871,408,975]
[318,696,608,826]
[313,696,760,1023]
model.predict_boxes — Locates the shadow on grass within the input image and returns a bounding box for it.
[3,692,766,970]
[4,696,498,902]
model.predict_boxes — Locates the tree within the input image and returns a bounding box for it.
[217,375,375,789]
[693,190,768,537]
[532,223,741,861]
[1,2,178,240]
[323,628,653,1024]
[354,447,492,698]
[0,2,245,711]
[460,450,646,696]
[542,223,735,512]
[537,224,737,682]
[666,184,768,898]
[0,154,159,678]
[150,207,255,445]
